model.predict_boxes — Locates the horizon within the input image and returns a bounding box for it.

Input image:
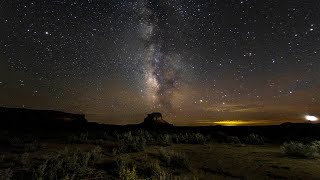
[1,106,315,126]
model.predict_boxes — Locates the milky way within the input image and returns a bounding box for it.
[138,1,182,110]
[1,0,320,125]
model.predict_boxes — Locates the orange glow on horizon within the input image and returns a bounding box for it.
[196,120,275,126]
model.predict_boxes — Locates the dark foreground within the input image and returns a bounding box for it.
[0,107,320,179]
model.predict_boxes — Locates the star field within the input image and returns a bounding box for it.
[0,0,319,125]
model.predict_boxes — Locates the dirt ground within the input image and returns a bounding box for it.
[1,140,320,180]
[145,144,320,179]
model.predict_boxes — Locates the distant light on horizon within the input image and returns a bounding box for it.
[305,115,318,121]
[196,120,273,126]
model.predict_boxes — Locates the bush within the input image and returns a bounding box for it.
[20,153,30,169]
[32,148,99,179]
[311,140,320,152]
[226,136,241,144]
[193,133,206,144]
[33,160,47,180]
[158,148,189,169]
[116,154,133,172]
[157,134,172,146]
[171,133,207,144]
[8,137,41,153]
[171,134,181,144]
[24,140,41,152]
[117,156,169,180]
[0,168,13,180]
[67,132,89,144]
[243,133,264,145]
[90,146,103,164]
[157,170,173,180]
[281,141,319,158]
[116,132,146,153]
[116,155,145,180]
[137,130,154,143]
[119,167,140,180]
[137,160,163,178]
[115,154,182,180]
[102,132,114,141]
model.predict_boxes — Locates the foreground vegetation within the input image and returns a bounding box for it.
[0,129,320,179]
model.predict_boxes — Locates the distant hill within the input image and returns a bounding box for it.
[0,107,87,129]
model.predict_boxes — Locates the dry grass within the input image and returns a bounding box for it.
[1,135,320,179]
[140,143,320,179]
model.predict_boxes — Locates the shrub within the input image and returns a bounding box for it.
[192,133,206,144]
[116,155,146,180]
[243,133,264,145]
[137,130,154,143]
[0,168,13,180]
[90,146,103,164]
[281,141,319,158]
[116,132,146,153]
[158,148,189,169]
[102,132,113,141]
[112,148,119,156]
[311,140,320,152]
[156,170,173,180]
[20,153,30,169]
[24,140,41,152]
[171,134,181,144]
[172,133,206,144]
[9,137,41,153]
[116,155,182,180]
[137,160,162,178]
[157,134,172,146]
[116,155,173,180]
[226,136,241,144]
[33,160,47,180]
[119,167,139,180]
[116,154,132,171]
[32,148,98,179]
[67,132,89,144]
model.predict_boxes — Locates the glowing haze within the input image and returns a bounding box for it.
[305,115,318,122]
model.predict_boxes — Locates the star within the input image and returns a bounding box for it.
[0,0,319,125]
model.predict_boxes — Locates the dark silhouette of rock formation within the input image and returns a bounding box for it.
[0,107,87,129]
[141,112,173,127]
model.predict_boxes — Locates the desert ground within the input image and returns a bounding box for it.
[1,127,320,180]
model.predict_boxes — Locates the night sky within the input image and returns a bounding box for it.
[1,0,319,125]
